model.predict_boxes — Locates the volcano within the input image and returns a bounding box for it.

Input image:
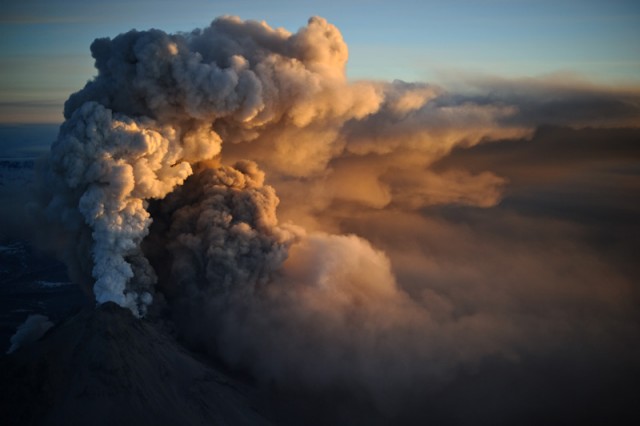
[1,303,270,426]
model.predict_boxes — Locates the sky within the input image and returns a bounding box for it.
[1,0,639,123]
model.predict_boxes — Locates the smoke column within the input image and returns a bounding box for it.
[37,16,529,314]
[37,16,381,315]
[35,16,640,405]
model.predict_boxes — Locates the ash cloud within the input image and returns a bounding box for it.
[438,73,640,128]
[25,15,640,424]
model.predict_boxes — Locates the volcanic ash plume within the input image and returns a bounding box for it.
[36,16,382,315]
[37,15,515,316]
[34,15,551,394]
[42,102,195,314]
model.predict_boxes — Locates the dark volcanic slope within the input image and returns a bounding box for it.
[0,303,270,426]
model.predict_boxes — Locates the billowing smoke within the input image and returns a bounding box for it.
[37,16,385,315]
[146,160,296,299]
[32,15,640,413]
[36,15,524,316]
[42,103,194,314]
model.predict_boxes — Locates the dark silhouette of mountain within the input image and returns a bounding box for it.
[0,303,271,426]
